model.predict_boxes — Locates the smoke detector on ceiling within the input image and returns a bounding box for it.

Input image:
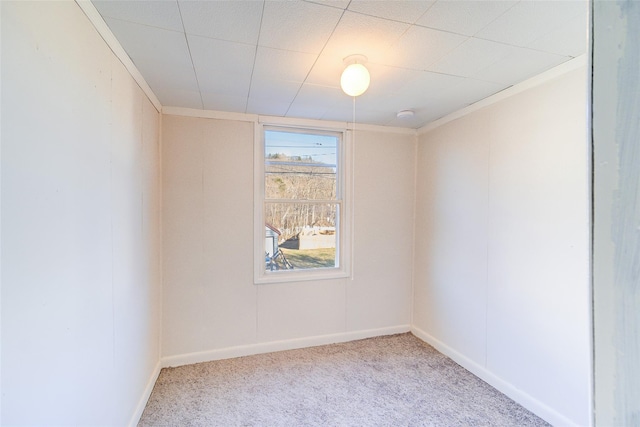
[397,110,415,119]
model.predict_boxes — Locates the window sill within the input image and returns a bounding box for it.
[254,268,350,285]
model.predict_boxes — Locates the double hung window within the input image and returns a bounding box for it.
[254,125,350,283]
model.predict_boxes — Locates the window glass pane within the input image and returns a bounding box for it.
[264,202,338,271]
[265,130,337,200]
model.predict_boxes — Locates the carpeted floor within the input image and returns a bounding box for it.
[139,333,550,426]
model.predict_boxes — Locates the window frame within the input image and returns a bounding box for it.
[254,122,352,284]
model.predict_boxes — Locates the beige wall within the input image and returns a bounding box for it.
[162,116,415,361]
[414,67,591,426]
[1,2,161,425]
[0,2,598,425]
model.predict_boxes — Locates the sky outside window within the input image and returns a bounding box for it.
[265,130,337,168]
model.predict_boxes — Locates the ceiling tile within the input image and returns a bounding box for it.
[152,88,203,109]
[139,61,199,93]
[249,78,301,104]
[187,34,255,97]
[304,53,345,88]
[201,92,247,113]
[187,34,256,72]
[386,25,467,71]
[196,73,252,98]
[527,11,588,57]
[247,98,291,117]
[361,63,427,96]
[306,57,426,97]
[288,83,352,119]
[395,71,467,104]
[429,37,520,77]
[321,105,390,124]
[347,0,435,24]
[286,103,328,121]
[322,11,409,65]
[441,78,508,109]
[416,1,516,36]
[92,0,589,128]
[252,47,317,82]
[353,70,465,114]
[359,92,417,115]
[304,0,350,10]
[475,0,588,47]
[104,18,192,69]
[415,109,455,125]
[93,0,182,31]
[179,1,263,45]
[473,48,569,86]
[259,1,343,54]
[294,83,350,108]
[386,110,433,129]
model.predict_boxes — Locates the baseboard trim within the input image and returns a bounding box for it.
[128,359,162,427]
[161,325,411,368]
[410,326,578,427]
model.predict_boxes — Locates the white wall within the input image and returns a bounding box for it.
[162,114,415,362]
[592,2,640,425]
[413,67,591,426]
[1,2,161,425]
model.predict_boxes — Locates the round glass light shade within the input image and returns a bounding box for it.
[340,63,370,97]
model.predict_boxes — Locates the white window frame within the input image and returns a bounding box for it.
[254,122,352,284]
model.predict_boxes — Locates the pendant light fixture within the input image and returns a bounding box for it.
[340,55,370,97]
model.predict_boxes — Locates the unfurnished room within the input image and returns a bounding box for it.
[1,1,639,426]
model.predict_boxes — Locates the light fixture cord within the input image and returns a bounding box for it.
[352,95,356,132]
[351,95,356,281]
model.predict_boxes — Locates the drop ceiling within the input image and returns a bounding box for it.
[91,0,588,129]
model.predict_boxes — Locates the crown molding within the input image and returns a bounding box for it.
[76,0,162,112]
[418,54,588,136]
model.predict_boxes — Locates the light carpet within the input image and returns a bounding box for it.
[139,333,550,426]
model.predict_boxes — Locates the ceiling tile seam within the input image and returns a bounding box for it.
[514,44,574,58]
[100,15,184,35]
[302,0,349,12]
[283,6,349,117]
[385,23,417,55]
[245,1,267,113]
[467,34,571,55]
[422,36,549,78]
[388,1,440,48]
[314,9,416,66]
[411,0,437,26]
[176,0,204,109]
[364,43,471,75]
[463,0,522,38]
[254,45,319,59]
[344,8,424,27]
[382,23,473,65]
[409,22,483,39]
[339,8,482,42]
[185,33,260,50]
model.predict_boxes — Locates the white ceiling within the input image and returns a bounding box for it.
[92,0,588,129]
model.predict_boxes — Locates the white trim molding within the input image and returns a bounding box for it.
[410,326,580,427]
[418,55,588,135]
[162,106,259,123]
[128,360,162,427]
[162,106,415,136]
[75,0,162,112]
[162,325,411,368]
